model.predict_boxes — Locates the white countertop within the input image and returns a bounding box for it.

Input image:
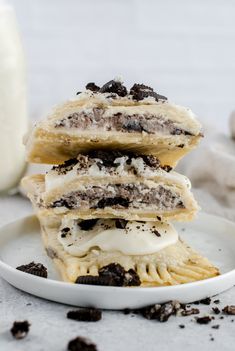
[0,194,234,351]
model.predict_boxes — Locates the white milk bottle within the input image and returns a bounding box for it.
[0,0,27,193]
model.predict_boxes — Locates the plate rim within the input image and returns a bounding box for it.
[0,212,234,294]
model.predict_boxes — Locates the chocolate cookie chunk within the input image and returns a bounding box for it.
[86,82,100,92]
[76,263,141,287]
[88,150,125,168]
[96,197,129,209]
[52,158,78,175]
[78,219,98,231]
[115,219,128,229]
[130,83,167,102]
[223,305,235,315]
[68,336,97,351]
[99,263,125,286]
[16,262,47,278]
[75,275,115,286]
[123,269,141,286]
[99,80,127,97]
[196,316,212,324]
[67,308,102,322]
[11,321,30,339]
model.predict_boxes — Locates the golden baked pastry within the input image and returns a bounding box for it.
[38,214,219,286]
[25,80,202,167]
[21,152,198,222]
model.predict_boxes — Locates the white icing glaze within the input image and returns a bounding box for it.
[58,219,178,257]
[44,155,191,192]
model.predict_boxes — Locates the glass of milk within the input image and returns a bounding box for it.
[0,0,28,194]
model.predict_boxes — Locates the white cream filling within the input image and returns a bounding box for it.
[45,155,191,192]
[57,95,201,135]
[58,219,178,257]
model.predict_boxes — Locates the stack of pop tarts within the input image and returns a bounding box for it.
[22,79,219,287]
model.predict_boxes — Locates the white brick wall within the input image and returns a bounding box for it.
[10,0,235,133]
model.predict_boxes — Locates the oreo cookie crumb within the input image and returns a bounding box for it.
[61,227,70,238]
[152,230,161,237]
[115,219,128,229]
[52,158,78,175]
[212,307,220,315]
[75,275,115,286]
[200,297,211,305]
[130,83,167,102]
[99,80,127,97]
[141,300,180,322]
[78,219,98,231]
[141,155,160,169]
[213,299,220,304]
[67,308,102,322]
[156,216,162,221]
[88,150,124,168]
[76,263,140,287]
[220,316,224,320]
[99,263,125,287]
[161,165,173,172]
[179,324,185,329]
[196,316,212,324]
[16,262,47,278]
[210,337,215,341]
[68,336,97,351]
[11,321,30,339]
[86,82,100,92]
[212,325,220,329]
[96,197,129,209]
[181,308,200,316]
[123,269,141,286]
[223,305,235,315]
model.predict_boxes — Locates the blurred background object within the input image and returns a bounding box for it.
[0,0,27,193]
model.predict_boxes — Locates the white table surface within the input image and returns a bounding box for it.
[0,194,234,351]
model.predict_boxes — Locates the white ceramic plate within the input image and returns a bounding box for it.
[0,213,234,309]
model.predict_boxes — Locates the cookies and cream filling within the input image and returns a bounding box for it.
[49,79,201,137]
[58,218,179,256]
[45,151,191,192]
[49,182,185,211]
[53,104,200,137]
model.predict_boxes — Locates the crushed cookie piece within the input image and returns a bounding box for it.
[152,230,161,237]
[130,83,167,102]
[212,307,220,315]
[16,262,47,278]
[181,308,200,316]
[141,300,180,322]
[96,197,129,209]
[52,158,78,175]
[115,219,128,229]
[78,219,98,231]
[196,316,212,324]
[76,263,141,287]
[199,297,211,305]
[223,305,235,315]
[99,80,127,97]
[161,165,172,172]
[67,308,102,322]
[68,336,97,351]
[212,325,220,329]
[11,321,30,339]
[86,82,100,92]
